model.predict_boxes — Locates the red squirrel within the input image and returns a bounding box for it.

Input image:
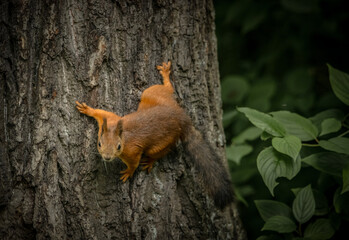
[76,62,234,208]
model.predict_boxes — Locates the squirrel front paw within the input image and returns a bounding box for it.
[76,101,92,115]
[120,168,135,182]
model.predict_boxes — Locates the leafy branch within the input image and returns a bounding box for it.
[234,65,349,239]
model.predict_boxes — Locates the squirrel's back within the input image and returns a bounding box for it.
[137,84,178,111]
[122,105,234,208]
[121,105,190,159]
[121,103,234,208]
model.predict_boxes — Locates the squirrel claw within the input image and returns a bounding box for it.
[140,159,155,173]
[75,101,91,115]
[120,168,135,182]
[141,165,153,173]
[156,61,171,75]
[120,174,130,182]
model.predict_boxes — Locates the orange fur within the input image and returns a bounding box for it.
[76,62,185,181]
[76,61,234,208]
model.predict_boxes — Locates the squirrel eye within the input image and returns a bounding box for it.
[98,142,101,148]
[117,143,121,150]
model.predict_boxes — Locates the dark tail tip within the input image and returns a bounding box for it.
[182,127,234,209]
[213,178,235,209]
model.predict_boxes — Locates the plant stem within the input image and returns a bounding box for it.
[338,130,349,138]
[343,113,349,121]
[302,143,320,147]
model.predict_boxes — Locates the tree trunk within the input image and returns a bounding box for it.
[0,0,246,239]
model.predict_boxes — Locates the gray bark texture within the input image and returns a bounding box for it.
[0,0,246,239]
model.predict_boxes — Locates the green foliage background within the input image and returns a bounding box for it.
[214,0,349,239]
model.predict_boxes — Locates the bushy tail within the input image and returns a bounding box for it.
[181,126,234,209]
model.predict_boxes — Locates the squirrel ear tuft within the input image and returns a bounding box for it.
[102,118,107,135]
[115,119,123,136]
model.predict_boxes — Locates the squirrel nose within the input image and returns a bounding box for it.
[104,157,112,161]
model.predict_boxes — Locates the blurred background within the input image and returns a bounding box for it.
[214,0,349,238]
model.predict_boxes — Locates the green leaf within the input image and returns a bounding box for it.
[319,118,342,136]
[237,107,287,137]
[255,200,293,222]
[292,185,315,224]
[309,109,345,131]
[293,188,329,216]
[271,111,318,141]
[334,188,349,214]
[342,165,349,194]
[302,152,349,177]
[304,218,335,240]
[221,76,249,104]
[262,215,297,233]
[232,127,263,144]
[257,147,301,196]
[319,137,349,155]
[328,64,349,106]
[226,144,253,164]
[291,188,301,196]
[261,131,273,141]
[272,135,302,160]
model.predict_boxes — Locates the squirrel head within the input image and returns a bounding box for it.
[97,118,124,162]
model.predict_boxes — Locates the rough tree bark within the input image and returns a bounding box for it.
[0,0,246,239]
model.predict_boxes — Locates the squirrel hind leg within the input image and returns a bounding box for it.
[156,61,173,89]
[140,158,156,173]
